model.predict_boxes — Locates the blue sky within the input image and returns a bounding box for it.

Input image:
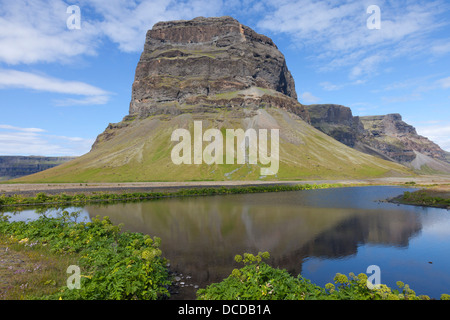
[0,0,449,156]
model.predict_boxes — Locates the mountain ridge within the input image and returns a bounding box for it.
[305,104,450,174]
[0,156,76,181]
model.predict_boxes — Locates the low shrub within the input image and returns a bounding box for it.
[0,183,343,209]
[0,211,171,300]
[197,252,447,300]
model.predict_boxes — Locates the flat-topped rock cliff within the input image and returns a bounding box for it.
[306,104,364,148]
[0,156,75,181]
[129,16,306,120]
[13,17,412,183]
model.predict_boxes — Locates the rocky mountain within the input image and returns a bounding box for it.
[14,16,411,183]
[306,104,450,174]
[0,156,76,181]
[306,104,364,148]
[127,16,304,120]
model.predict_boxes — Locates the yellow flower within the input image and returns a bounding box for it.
[333,273,348,284]
[141,249,154,261]
[386,293,400,300]
[144,237,153,246]
[231,269,242,278]
[19,238,29,244]
[325,283,335,292]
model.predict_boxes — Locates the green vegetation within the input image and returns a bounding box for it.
[10,108,413,183]
[396,190,450,208]
[0,183,343,209]
[0,211,171,299]
[197,252,449,300]
[0,233,79,299]
[1,213,449,300]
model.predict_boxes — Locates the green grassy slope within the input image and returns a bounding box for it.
[13,107,414,183]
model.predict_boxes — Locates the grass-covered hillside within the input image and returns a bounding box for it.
[12,104,413,183]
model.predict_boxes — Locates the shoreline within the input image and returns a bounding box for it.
[1,177,449,299]
[1,175,449,197]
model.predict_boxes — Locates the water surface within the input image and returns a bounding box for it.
[8,186,450,299]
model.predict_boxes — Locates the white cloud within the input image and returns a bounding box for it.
[0,69,111,105]
[416,124,450,152]
[350,54,384,79]
[0,0,225,64]
[319,81,342,91]
[256,0,448,79]
[0,124,45,133]
[301,92,320,103]
[53,95,111,107]
[0,0,99,64]
[0,124,94,156]
[86,0,224,52]
[1,0,447,71]
[437,77,450,89]
[431,41,450,55]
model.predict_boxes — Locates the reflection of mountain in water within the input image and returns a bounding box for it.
[84,190,422,298]
[299,211,422,260]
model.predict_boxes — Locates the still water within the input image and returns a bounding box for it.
[8,186,450,299]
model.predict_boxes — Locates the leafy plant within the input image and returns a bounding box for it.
[197,252,326,300]
[197,252,448,300]
[0,211,171,300]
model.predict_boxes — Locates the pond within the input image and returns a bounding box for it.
[7,186,450,299]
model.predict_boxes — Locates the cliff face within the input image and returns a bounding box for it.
[359,114,450,172]
[128,16,305,119]
[305,104,450,173]
[307,104,364,148]
[0,156,75,181]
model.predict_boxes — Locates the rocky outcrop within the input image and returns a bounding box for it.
[359,114,448,164]
[0,156,76,181]
[306,104,363,147]
[305,104,450,173]
[129,16,303,119]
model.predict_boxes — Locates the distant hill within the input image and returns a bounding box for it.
[0,156,76,181]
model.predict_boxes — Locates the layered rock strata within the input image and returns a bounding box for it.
[129,16,306,120]
[306,104,450,173]
[0,156,75,181]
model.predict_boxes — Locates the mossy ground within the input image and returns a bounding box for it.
[393,184,450,208]
[0,235,78,299]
